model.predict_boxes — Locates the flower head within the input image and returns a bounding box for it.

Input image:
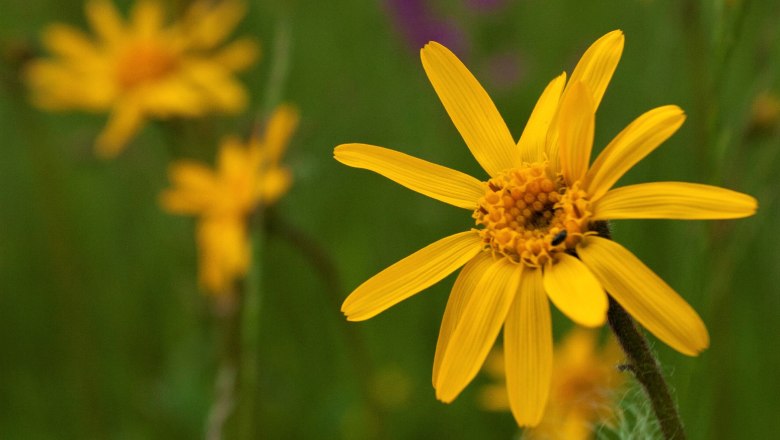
[334,30,757,426]
[162,105,298,295]
[24,0,259,157]
[481,329,625,439]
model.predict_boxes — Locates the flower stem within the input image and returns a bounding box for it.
[594,222,687,440]
[238,215,265,440]
[264,210,386,436]
[607,297,686,440]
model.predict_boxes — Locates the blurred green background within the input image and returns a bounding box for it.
[1,0,779,438]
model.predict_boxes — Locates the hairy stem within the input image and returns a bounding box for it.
[607,297,687,440]
[595,222,686,440]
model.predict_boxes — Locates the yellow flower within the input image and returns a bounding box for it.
[334,30,757,426]
[161,105,298,295]
[481,329,625,439]
[24,0,259,157]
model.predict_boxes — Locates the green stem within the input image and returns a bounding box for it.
[265,211,385,437]
[595,223,686,440]
[607,297,686,440]
[238,213,265,439]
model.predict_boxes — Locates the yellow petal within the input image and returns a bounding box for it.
[263,104,299,165]
[568,30,624,110]
[518,72,566,163]
[138,78,208,117]
[334,144,485,210]
[131,0,164,38]
[420,42,517,177]
[183,0,246,49]
[433,252,495,386]
[543,253,607,327]
[585,106,686,201]
[214,38,260,72]
[95,101,145,158]
[504,267,552,426]
[435,257,521,403]
[341,231,483,321]
[86,0,125,44]
[218,135,248,177]
[182,62,248,112]
[557,81,595,185]
[197,216,249,295]
[259,167,292,206]
[592,182,758,220]
[160,160,218,214]
[42,24,98,59]
[577,236,709,356]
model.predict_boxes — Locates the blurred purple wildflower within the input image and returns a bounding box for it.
[386,0,467,55]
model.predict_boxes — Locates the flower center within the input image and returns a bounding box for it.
[116,41,179,90]
[473,162,592,267]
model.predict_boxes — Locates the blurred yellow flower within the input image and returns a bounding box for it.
[24,0,259,157]
[481,329,624,439]
[334,30,757,426]
[161,105,298,296]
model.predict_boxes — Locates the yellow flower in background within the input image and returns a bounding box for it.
[161,105,298,295]
[334,30,757,426]
[24,0,259,157]
[481,329,624,439]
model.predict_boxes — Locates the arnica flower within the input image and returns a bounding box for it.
[161,105,298,296]
[334,30,757,426]
[480,329,624,439]
[24,0,259,157]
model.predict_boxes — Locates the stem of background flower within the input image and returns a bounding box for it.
[265,210,385,437]
[237,212,265,439]
[260,19,292,115]
[594,223,687,440]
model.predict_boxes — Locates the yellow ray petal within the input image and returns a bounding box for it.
[420,42,517,177]
[183,62,248,112]
[585,105,686,201]
[342,231,483,321]
[95,100,145,158]
[518,72,566,163]
[218,136,250,180]
[543,253,607,327]
[259,167,292,206]
[568,30,624,110]
[592,182,758,220]
[131,0,164,38]
[139,78,207,117]
[435,257,521,403]
[433,252,495,386]
[85,0,125,44]
[577,236,709,356]
[557,81,595,185]
[263,104,299,165]
[334,144,485,210]
[504,267,552,426]
[197,216,249,294]
[42,24,98,59]
[214,38,260,72]
[160,160,218,214]
[183,0,246,49]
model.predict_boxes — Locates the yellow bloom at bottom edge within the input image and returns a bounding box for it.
[481,329,625,440]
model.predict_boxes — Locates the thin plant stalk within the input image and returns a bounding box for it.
[238,212,265,439]
[596,223,687,440]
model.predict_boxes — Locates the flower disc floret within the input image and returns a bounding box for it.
[473,162,593,267]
